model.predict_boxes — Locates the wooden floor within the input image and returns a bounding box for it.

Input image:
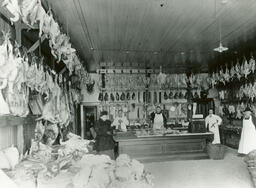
[144,147,254,188]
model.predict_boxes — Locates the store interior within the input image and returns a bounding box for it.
[1,0,256,188]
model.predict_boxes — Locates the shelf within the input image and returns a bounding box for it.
[220,99,250,103]
[0,115,38,128]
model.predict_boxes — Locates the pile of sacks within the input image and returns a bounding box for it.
[244,150,256,187]
[72,154,154,188]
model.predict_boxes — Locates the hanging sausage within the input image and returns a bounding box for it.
[104,93,109,101]
[174,92,179,99]
[143,92,146,103]
[153,92,157,104]
[116,93,120,101]
[120,92,125,101]
[110,93,115,101]
[159,92,162,103]
[164,91,168,100]
[169,91,173,99]
[132,92,136,100]
[147,92,151,103]
[98,92,103,101]
[179,91,184,99]
[126,92,130,100]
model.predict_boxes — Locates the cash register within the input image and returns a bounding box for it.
[188,114,206,133]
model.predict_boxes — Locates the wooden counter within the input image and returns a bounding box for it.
[114,132,213,163]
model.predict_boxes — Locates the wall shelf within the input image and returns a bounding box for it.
[0,115,39,128]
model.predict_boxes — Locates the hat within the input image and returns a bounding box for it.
[100,111,108,117]
[244,106,252,112]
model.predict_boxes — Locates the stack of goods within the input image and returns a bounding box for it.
[2,143,154,188]
[72,154,154,188]
[3,132,93,188]
[244,150,256,187]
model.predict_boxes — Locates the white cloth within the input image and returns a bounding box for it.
[112,116,129,132]
[205,114,222,144]
[0,169,19,188]
[153,113,164,130]
[238,116,256,154]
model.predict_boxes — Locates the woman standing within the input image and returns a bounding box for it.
[92,111,115,159]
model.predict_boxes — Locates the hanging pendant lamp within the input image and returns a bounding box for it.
[213,1,228,53]
[214,18,228,53]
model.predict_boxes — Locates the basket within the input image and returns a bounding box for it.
[207,143,225,160]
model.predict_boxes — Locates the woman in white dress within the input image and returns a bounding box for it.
[238,107,256,155]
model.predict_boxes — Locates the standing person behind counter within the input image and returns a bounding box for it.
[150,105,167,130]
[91,111,115,159]
[238,107,256,155]
[205,109,222,144]
[112,109,129,132]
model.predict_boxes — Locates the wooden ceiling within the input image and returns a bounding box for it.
[44,0,256,73]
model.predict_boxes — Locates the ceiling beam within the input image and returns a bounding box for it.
[27,34,47,53]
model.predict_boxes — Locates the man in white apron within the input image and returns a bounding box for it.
[112,109,129,132]
[205,109,222,144]
[238,107,256,155]
[151,105,167,130]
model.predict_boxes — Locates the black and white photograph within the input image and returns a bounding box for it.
[1,0,256,187]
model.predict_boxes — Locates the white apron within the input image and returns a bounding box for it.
[238,116,256,154]
[206,115,221,144]
[209,124,220,144]
[153,113,164,130]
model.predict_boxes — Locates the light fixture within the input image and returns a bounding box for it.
[213,1,228,53]
[213,18,228,53]
[214,42,228,53]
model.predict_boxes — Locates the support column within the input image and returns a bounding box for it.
[80,104,84,138]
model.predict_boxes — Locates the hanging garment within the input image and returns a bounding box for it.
[238,116,256,154]
[205,114,222,144]
[153,113,164,130]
